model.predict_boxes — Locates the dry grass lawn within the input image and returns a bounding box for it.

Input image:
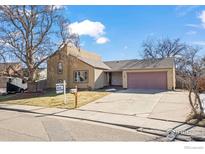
[0,91,110,109]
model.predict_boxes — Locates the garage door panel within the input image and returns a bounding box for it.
[127,72,167,89]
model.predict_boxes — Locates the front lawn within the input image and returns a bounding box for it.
[0,90,110,109]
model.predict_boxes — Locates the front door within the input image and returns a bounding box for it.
[108,72,112,85]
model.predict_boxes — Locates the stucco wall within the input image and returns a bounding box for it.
[0,77,8,88]
[94,69,108,89]
[122,68,175,90]
[172,67,176,90]
[47,56,95,89]
[111,72,122,86]
[68,56,95,89]
[47,47,69,88]
[47,45,104,90]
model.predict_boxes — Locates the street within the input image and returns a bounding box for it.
[0,89,204,141]
[0,108,159,141]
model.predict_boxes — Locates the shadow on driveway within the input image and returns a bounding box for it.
[116,89,167,94]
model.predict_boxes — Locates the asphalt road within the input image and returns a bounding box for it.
[0,108,160,141]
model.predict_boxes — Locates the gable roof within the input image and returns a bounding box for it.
[0,62,22,76]
[104,57,175,71]
[78,56,110,70]
[0,62,21,71]
[48,43,102,62]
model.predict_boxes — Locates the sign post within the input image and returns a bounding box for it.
[63,80,67,104]
[70,85,78,108]
[56,80,67,104]
[74,85,78,108]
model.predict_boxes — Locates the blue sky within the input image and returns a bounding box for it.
[64,6,205,61]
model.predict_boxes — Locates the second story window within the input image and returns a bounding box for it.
[57,62,63,74]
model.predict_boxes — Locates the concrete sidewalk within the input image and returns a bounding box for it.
[0,103,204,141]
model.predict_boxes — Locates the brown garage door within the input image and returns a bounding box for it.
[127,72,167,89]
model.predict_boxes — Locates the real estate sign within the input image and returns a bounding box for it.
[56,83,64,94]
[56,80,67,104]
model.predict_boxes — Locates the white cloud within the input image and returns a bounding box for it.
[186,30,197,35]
[69,19,109,44]
[47,5,64,11]
[123,46,128,49]
[69,20,105,38]
[96,37,109,44]
[185,11,205,29]
[192,41,205,46]
[185,24,201,28]
[199,10,205,28]
[53,5,64,10]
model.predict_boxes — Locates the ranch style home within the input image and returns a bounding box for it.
[47,44,176,90]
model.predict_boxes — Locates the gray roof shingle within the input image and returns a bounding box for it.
[104,57,175,71]
[78,56,110,70]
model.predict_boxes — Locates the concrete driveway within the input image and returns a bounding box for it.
[80,89,191,122]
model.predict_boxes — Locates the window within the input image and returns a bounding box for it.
[57,62,63,74]
[74,71,88,83]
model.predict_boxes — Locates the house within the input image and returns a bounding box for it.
[0,62,22,77]
[47,44,110,90]
[0,63,24,93]
[47,44,176,90]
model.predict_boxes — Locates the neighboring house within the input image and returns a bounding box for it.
[0,63,24,93]
[47,44,176,90]
[37,68,47,81]
[22,67,48,92]
[0,62,22,77]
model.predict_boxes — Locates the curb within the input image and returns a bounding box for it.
[0,105,205,141]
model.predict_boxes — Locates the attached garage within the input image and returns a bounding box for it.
[127,71,167,89]
[104,58,176,90]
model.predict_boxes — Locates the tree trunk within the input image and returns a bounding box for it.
[27,69,38,93]
[194,91,205,120]
[188,88,205,121]
[188,89,197,116]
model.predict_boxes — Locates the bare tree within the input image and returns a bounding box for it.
[0,5,79,84]
[177,46,205,121]
[0,40,7,62]
[141,38,186,59]
[142,38,205,121]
